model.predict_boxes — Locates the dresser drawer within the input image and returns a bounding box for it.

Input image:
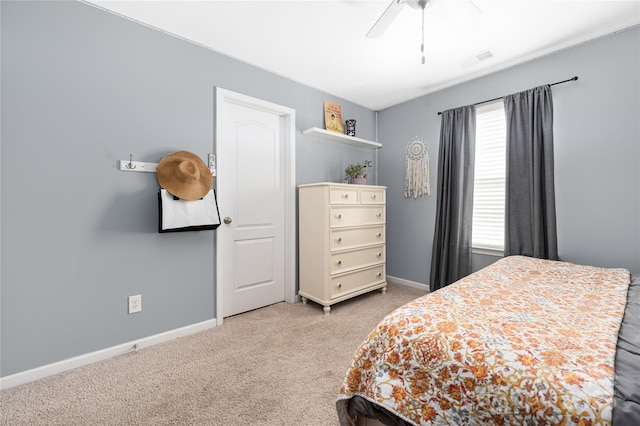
[360,188,386,204]
[330,265,385,298]
[329,187,359,205]
[330,226,385,250]
[330,245,385,274]
[330,206,385,227]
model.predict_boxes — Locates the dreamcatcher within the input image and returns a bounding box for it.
[404,136,430,198]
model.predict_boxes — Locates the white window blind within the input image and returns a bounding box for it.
[472,101,506,252]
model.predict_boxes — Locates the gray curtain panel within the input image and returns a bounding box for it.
[504,85,559,260]
[430,105,476,292]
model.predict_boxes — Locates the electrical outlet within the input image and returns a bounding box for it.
[128,295,142,314]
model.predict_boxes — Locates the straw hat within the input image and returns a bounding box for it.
[156,151,212,200]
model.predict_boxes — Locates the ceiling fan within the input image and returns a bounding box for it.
[367,0,430,39]
[367,0,480,64]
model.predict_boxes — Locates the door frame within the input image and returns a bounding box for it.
[215,87,296,326]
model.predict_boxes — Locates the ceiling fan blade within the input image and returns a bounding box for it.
[366,0,406,38]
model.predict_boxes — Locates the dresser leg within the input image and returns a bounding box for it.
[301,297,308,305]
[381,286,387,294]
[323,306,331,315]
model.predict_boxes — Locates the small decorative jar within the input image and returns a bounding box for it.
[345,119,356,137]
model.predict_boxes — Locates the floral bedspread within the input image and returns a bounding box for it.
[337,256,631,425]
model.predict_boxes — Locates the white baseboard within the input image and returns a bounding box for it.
[0,318,218,390]
[387,275,430,292]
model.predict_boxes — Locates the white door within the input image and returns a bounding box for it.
[215,89,296,322]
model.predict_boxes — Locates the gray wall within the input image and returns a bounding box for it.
[0,1,376,377]
[380,26,640,284]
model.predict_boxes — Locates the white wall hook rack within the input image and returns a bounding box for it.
[119,154,158,173]
[208,153,216,176]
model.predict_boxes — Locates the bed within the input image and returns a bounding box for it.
[337,255,640,425]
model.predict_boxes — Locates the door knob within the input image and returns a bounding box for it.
[223,217,232,224]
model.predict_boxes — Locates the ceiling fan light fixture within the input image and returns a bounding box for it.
[368,0,479,64]
[407,0,431,10]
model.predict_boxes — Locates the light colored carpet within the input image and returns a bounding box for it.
[1,283,425,426]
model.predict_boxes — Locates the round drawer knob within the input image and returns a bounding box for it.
[342,193,349,198]
[337,283,342,289]
[371,194,376,199]
[377,233,382,238]
[377,253,382,257]
[376,213,382,217]
[337,260,342,265]
[377,272,382,277]
[336,214,342,219]
[336,237,342,243]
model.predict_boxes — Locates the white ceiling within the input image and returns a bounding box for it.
[86,0,640,111]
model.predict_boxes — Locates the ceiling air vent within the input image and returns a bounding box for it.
[475,50,494,61]
[458,49,496,68]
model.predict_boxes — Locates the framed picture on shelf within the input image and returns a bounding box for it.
[324,101,344,134]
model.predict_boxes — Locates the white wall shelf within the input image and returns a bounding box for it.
[302,127,381,149]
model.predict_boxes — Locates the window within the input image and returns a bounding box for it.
[472,101,506,254]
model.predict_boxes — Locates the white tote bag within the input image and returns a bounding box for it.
[158,189,221,233]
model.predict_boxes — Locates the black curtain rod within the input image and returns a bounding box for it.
[436,76,578,115]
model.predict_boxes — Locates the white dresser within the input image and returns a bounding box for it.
[298,182,386,315]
